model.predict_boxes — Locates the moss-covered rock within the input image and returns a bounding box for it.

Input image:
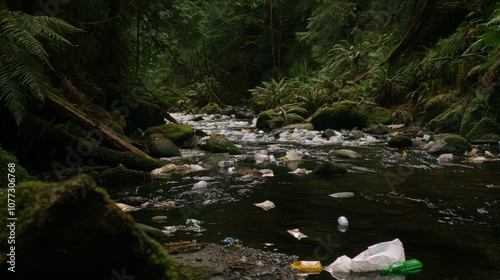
[96,166,152,187]
[368,107,392,125]
[200,102,222,114]
[426,135,472,154]
[145,124,195,146]
[0,175,176,279]
[428,106,463,133]
[465,117,500,141]
[286,113,305,124]
[0,147,30,186]
[256,110,284,130]
[90,146,164,172]
[150,138,181,158]
[460,98,485,133]
[286,107,309,118]
[425,94,452,120]
[310,101,369,130]
[203,136,242,155]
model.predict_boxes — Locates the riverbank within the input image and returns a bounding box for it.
[167,242,304,280]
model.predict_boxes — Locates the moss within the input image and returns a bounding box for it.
[96,166,152,187]
[442,135,472,152]
[285,113,305,124]
[428,106,463,133]
[368,107,392,125]
[91,146,163,172]
[460,98,485,133]
[465,117,500,140]
[0,175,177,279]
[0,147,30,186]
[149,138,182,158]
[425,94,452,120]
[145,124,195,146]
[173,263,225,280]
[204,135,242,155]
[256,110,284,130]
[310,101,368,130]
[200,102,221,114]
[286,107,309,118]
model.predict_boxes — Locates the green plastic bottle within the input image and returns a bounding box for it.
[379,259,423,276]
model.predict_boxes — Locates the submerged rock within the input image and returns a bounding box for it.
[388,135,413,148]
[312,162,348,176]
[329,149,362,159]
[0,175,176,280]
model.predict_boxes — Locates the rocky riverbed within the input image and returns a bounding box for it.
[167,242,305,280]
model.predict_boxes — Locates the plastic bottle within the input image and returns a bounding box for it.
[379,259,423,276]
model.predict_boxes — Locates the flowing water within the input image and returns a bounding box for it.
[111,113,500,280]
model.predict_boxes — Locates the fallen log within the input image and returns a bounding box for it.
[44,91,156,161]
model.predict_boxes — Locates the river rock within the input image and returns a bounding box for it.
[323,128,340,138]
[149,137,181,157]
[145,123,195,146]
[365,124,389,135]
[312,162,348,176]
[425,135,472,154]
[0,175,176,279]
[329,192,355,198]
[310,101,368,130]
[388,135,414,148]
[203,135,242,155]
[329,149,362,159]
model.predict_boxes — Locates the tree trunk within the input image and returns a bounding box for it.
[380,0,432,65]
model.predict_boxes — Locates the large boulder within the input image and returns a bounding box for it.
[286,106,309,118]
[388,135,414,148]
[200,102,222,114]
[286,113,305,125]
[428,106,463,133]
[203,135,242,155]
[149,138,181,158]
[425,135,472,154]
[256,110,284,130]
[367,106,392,125]
[145,124,195,146]
[0,175,176,280]
[465,117,500,142]
[310,101,368,130]
[425,94,452,120]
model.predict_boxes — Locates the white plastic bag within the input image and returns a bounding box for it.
[325,238,405,274]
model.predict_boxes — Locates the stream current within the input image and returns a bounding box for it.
[111,113,500,280]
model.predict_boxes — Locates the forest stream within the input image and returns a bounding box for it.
[110,113,500,280]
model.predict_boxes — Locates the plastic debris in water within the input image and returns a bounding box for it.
[287,229,308,240]
[402,150,408,157]
[485,150,493,157]
[338,216,349,232]
[193,180,208,189]
[436,153,454,162]
[185,219,203,226]
[290,261,323,273]
[289,168,311,175]
[329,192,355,198]
[254,200,275,211]
[115,203,140,212]
[221,237,242,245]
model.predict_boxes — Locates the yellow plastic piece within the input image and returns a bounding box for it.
[290,261,323,273]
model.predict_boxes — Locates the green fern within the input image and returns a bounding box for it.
[0,9,81,125]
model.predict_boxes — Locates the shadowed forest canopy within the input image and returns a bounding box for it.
[0,0,499,176]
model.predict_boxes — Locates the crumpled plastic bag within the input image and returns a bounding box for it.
[325,238,405,274]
